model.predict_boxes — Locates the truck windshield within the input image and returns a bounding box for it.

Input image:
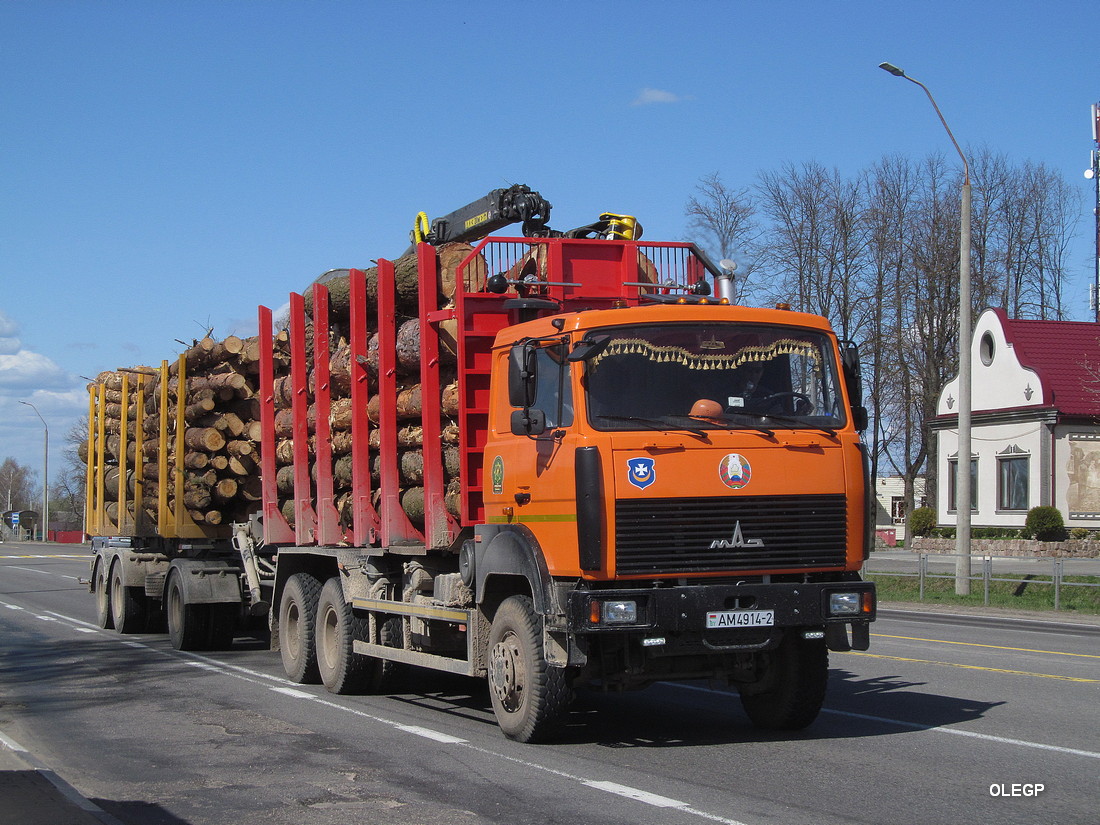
[584,323,847,431]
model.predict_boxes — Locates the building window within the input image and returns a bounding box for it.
[998,455,1029,511]
[890,497,906,524]
[948,458,977,512]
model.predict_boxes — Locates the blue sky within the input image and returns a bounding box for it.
[1,0,1097,484]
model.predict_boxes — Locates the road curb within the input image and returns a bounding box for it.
[0,732,127,825]
[879,603,1100,633]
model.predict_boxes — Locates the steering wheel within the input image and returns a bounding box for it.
[758,391,815,415]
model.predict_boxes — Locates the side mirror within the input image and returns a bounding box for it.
[508,342,537,408]
[568,334,611,362]
[851,405,869,432]
[510,408,547,436]
[839,339,863,407]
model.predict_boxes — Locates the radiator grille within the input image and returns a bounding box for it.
[614,494,847,575]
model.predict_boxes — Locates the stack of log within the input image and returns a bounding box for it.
[279,243,485,530]
[86,241,487,537]
[87,332,280,529]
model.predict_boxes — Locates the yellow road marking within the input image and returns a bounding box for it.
[872,633,1100,659]
[842,651,1099,682]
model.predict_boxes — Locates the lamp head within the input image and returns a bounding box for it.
[879,62,906,77]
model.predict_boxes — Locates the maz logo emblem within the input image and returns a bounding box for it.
[710,521,764,549]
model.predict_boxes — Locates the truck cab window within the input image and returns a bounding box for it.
[584,323,845,430]
[533,344,573,428]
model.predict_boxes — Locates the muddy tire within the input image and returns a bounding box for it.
[166,569,209,651]
[316,577,373,694]
[487,595,572,743]
[739,633,828,730]
[279,573,322,684]
[110,560,146,634]
[94,561,113,629]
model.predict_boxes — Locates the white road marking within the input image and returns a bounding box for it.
[824,708,1100,760]
[394,724,466,744]
[271,686,315,699]
[8,565,81,581]
[583,780,686,808]
[670,683,1100,761]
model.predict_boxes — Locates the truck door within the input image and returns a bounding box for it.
[488,338,588,577]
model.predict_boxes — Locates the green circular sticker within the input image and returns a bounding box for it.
[491,455,504,495]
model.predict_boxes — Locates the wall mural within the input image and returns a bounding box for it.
[1066,434,1100,517]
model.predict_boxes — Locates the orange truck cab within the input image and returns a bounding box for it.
[468,243,875,740]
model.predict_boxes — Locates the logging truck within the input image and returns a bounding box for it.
[86,186,876,742]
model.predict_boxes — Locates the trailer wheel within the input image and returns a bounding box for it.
[94,561,113,629]
[487,595,573,743]
[166,569,209,651]
[279,573,322,684]
[110,560,146,634]
[739,633,828,731]
[315,577,372,694]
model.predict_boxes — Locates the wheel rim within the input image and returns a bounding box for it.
[167,580,183,635]
[110,569,124,623]
[319,604,339,670]
[96,569,109,616]
[489,631,525,713]
[284,601,301,663]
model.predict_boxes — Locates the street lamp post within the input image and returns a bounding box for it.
[20,401,49,543]
[879,61,972,595]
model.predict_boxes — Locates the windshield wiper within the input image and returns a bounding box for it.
[593,415,709,438]
[750,412,838,438]
[713,412,776,437]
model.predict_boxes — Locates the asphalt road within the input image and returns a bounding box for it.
[1,542,1098,825]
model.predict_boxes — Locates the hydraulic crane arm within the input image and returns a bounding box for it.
[411,184,553,248]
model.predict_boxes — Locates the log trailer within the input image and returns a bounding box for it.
[87,186,876,742]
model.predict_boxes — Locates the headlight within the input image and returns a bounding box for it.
[828,592,861,616]
[601,600,638,624]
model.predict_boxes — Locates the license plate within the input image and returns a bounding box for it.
[706,609,775,629]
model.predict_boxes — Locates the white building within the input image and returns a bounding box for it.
[874,476,927,543]
[933,307,1100,530]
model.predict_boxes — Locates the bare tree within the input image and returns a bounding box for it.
[50,420,89,525]
[687,150,1079,514]
[684,172,759,300]
[0,457,36,512]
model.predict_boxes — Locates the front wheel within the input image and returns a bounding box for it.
[739,633,828,731]
[486,595,573,743]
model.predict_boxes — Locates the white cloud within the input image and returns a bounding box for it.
[632,87,683,106]
[0,349,70,390]
[0,309,21,355]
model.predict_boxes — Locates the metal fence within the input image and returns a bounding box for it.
[862,553,1100,611]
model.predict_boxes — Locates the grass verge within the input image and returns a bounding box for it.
[864,572,1100,616]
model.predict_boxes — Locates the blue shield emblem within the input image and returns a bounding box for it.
[627,457,656,490]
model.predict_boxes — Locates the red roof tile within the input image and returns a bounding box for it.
[995,308,1100,416]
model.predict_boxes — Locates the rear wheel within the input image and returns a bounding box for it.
[316,577,373,694]
[487,595,573,743]
[279,573,322,683]
[166,570,209,651]
[739,633,828,730]
[94,561,113,629]
[110,561,146,634]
